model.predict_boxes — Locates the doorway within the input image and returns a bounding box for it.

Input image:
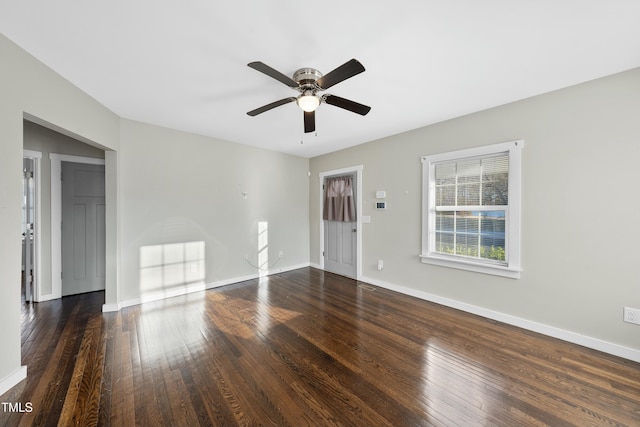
[319,165,363,279]
[22,118,116,310]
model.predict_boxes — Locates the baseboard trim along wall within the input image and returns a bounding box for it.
[0,366,27,397]
[360,275,640,364]
[102,263,311,312]
[34,293,60,303]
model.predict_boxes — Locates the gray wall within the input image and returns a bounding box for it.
[310,68,640,353]
[24,117,307,306]
[0,33,119,390]
[118,119,310,303]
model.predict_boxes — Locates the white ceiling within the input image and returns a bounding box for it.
[2,1,640,158]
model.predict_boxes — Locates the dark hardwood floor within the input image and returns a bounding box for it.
[2,267,639,426]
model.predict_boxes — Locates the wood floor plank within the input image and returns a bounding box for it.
[104,320,133,427]
[2,267,640,426]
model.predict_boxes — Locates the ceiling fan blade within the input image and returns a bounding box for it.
[304,111,315,133]
[247,97,296,116]
[315,59,365,90]
[248,61,299,88]
[324,95,371,116]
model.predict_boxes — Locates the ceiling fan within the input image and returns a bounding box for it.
[246,59,371,133]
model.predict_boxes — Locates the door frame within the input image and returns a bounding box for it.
[319,165,363,280]
[22,150,42,301]
[50,153,105,300]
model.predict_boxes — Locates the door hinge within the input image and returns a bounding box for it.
[322,251,325,257]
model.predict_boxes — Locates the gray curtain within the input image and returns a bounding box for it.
[323,175,356,221]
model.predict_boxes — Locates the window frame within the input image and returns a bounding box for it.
[420,140,523,278]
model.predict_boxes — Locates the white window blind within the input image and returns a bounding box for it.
[434,153,509,264]
[421,141,522,278]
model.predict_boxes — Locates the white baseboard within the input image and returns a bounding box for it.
[103,263,310,312]
[35,293,59,303]
[0,366,27,397]
[101,303,121,313]
[360,275,640,363]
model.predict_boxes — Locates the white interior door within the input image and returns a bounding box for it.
[323,173,357,278]
[61,162,106,296]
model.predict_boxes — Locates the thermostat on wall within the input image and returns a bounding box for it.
[375,190,386,199]
[376,201,387,210]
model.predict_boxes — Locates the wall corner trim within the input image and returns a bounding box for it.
[0,366,27,397]
[102,303,121,313]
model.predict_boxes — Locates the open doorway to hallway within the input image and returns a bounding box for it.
[22,119,107,302]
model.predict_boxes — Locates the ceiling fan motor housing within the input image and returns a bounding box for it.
[293,68,322,92]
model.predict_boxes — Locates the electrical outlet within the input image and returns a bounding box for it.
[377,260,383,271]
[623,307,640,325]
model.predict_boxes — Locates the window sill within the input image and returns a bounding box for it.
[419,254,521,279]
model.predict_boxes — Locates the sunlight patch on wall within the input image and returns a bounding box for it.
[140,241,206,297]
[258,221,268,277]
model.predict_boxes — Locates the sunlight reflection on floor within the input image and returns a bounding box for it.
[207,289,301,340]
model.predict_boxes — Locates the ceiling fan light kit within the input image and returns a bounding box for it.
[247,59,371,133]
[297,94,320,112]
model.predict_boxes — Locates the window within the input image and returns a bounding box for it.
[421,140,523,278]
